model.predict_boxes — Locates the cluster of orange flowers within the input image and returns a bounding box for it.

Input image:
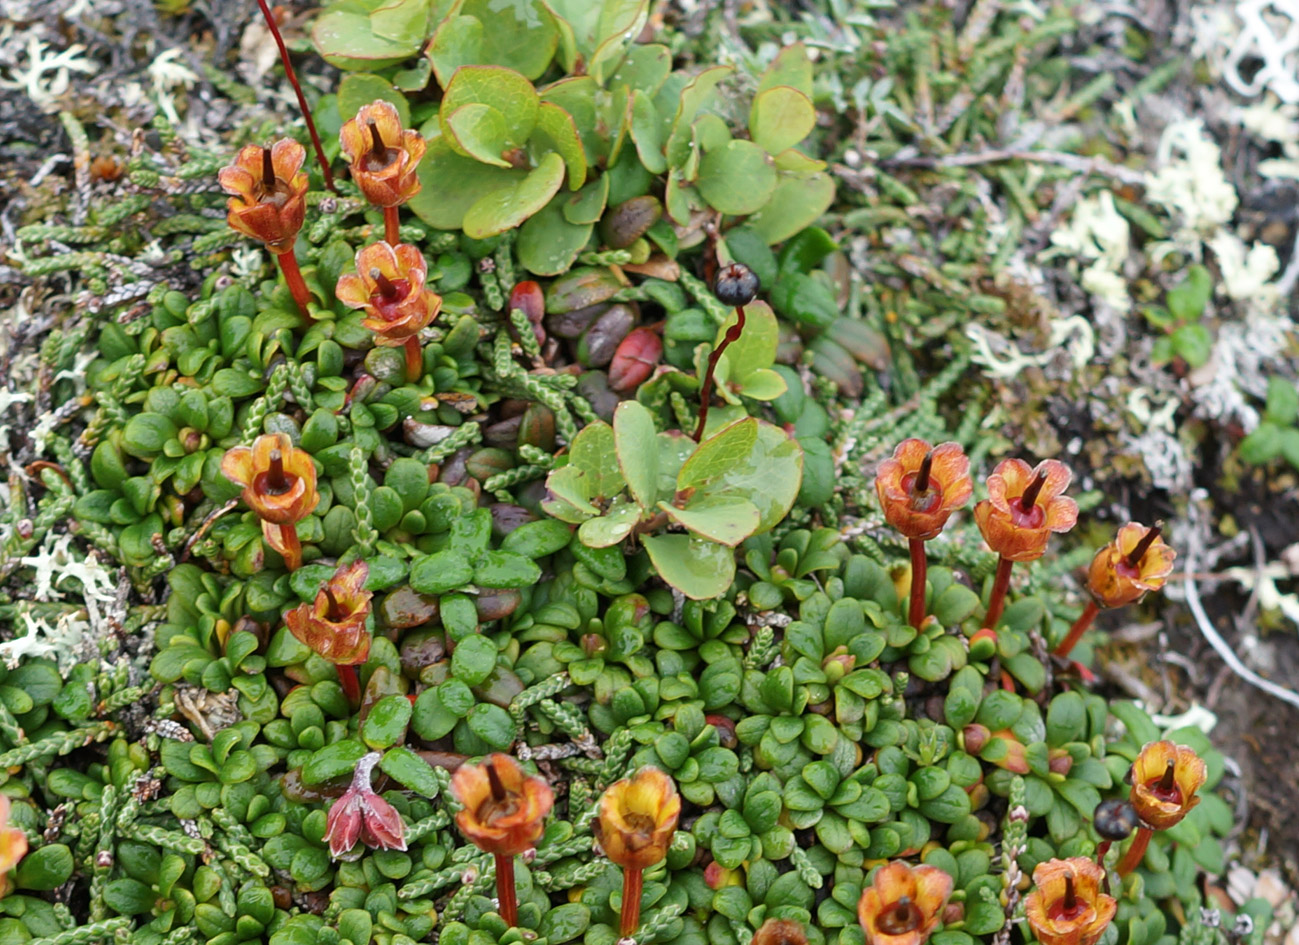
[218,100,438,375]
[874,438,1176,654]
[312,735,1207,945]
[449,757,679,933]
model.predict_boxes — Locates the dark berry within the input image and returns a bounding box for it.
[713,262,760,307]
[1093,798,1140,840]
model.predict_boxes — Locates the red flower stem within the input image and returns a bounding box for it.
[1053,600,1100,658]
[279,523,303,571]
[1096,839,1112,892]
[908,538,928,630]
[693,304,746,441]
[620,866,643,937]
[255,0,337,193]
[495,853,518,927]
[337,664,361,705]
[384,206,401,246]
[277,252,313,323]
[984,556,1014,630]
[404,337,423,381]
[1116,827,1152,877]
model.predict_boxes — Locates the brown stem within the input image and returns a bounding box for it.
[1053,600,1100,657]
[620,866,643,937]
[494,853,518,927]
[337,663,360,705]
[276,251,313,322]
[908,538,928,630]
[404,336,423,382]
[1116,826,1153,877]
[384,206,401,247]
[984,556,1014,630]
[693,303,746,441]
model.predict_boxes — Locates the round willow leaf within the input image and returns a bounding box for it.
[462,152,566,239]
[444,103,512,167]
[749,85,816,156]
[696,140,777,216]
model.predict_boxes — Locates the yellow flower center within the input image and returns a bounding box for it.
[623,811,656,836]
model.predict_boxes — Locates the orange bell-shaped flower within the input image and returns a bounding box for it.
[221,433,320,570]
[451,754,555,857]
[857,861,953,945]
[336,242,440,346]
[1087,522,1176,609]
[1128,740,1206,830]
[875,439,973,541]
[0,795,28,881]
[594,766,681,871]
[974,458,1077,562]
[284,560,373,666]
[1024,858,1117,945]
[339,100,426,208]
[217,139,309,254]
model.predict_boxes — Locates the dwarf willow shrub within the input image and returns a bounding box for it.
[0,3,1269,945]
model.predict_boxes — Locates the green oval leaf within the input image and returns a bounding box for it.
[462,152,566,239]
[696,140,777,216]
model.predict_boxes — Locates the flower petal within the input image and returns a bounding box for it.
[221,447,256,487]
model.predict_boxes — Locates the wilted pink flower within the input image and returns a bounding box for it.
[324,752,406,859]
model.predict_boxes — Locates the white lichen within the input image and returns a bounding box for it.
[966,315,1095,379]
[1145,118,1239,253]
[1208,231,1281,304]
[0,35,97,109]
[1043,191,1132,312]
